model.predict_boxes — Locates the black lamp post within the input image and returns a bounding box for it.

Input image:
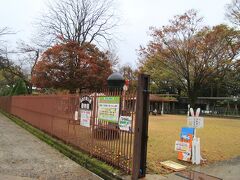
[107,72,125,91]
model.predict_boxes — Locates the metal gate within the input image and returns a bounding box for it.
[0,74,150,178]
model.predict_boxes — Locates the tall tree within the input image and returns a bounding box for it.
[139,10,240,106]
[222,61,240,96]
[119,64,138,91]
[15,41,41,94]
[0,55,29,95]
[106,49,119,72]
[0,56,28,84]
[196,24,240,97]
[139,56,181,94]
[32,41,112,93]
[37,0,118,47]
[226,0,240,26]
[0,27,27,95]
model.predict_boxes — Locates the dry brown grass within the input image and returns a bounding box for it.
[147,115,240,173]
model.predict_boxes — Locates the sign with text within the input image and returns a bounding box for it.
[80,95,92,110]
[187,117,204,128]
[80,110,91,127]
[175,141,190,152]
[98,96,120,123]
[119,116,132,131]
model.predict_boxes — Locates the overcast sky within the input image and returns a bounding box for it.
[0,0,231,68]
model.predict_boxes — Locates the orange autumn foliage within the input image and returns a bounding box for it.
[32,42,112,92]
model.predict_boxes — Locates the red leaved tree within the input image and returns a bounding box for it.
[32,41,112,93]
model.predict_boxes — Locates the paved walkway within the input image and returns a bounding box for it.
[166,157,240,180]
[0,113,101,180]
[141,158,240,180]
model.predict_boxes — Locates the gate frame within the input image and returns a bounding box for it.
[132,74,150,179]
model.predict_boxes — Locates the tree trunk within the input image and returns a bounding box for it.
[28,83,33,94]
[188,90,198,109]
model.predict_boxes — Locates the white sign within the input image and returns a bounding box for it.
[119,116,132,131]
[175,141,190,152]
[80,110,91,127]
[187,117,204,128]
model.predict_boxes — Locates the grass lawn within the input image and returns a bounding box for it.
[147,115,240,173]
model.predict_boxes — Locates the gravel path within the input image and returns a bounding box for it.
[0,113,101,180]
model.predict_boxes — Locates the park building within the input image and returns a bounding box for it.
[127,94,240,117]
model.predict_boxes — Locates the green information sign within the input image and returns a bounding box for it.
[98,96,120,123]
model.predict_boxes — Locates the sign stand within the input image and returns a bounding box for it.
[188,108,204,165]
[175,108,205,165]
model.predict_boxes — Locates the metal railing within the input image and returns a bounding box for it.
[0,90,137,174]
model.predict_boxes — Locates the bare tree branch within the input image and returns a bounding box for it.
[0,27,15,36]
[36,0,119,47]
[226,0,240,26]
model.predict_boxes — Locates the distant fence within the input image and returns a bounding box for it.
[168,108,240,117]
[0,91,137,174]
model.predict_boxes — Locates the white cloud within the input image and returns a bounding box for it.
[0,0,231,66]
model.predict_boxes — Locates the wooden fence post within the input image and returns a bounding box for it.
[132,74,150,179]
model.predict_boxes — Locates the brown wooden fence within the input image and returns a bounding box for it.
[0,90,137,174]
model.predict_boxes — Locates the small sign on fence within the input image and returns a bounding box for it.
[119,116,132,131]
[80,110,91,127]
[80,95,92,110]
[187,117,204,128]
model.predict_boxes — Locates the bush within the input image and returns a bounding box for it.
[10,79,28,95]
[0,86,12,96]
